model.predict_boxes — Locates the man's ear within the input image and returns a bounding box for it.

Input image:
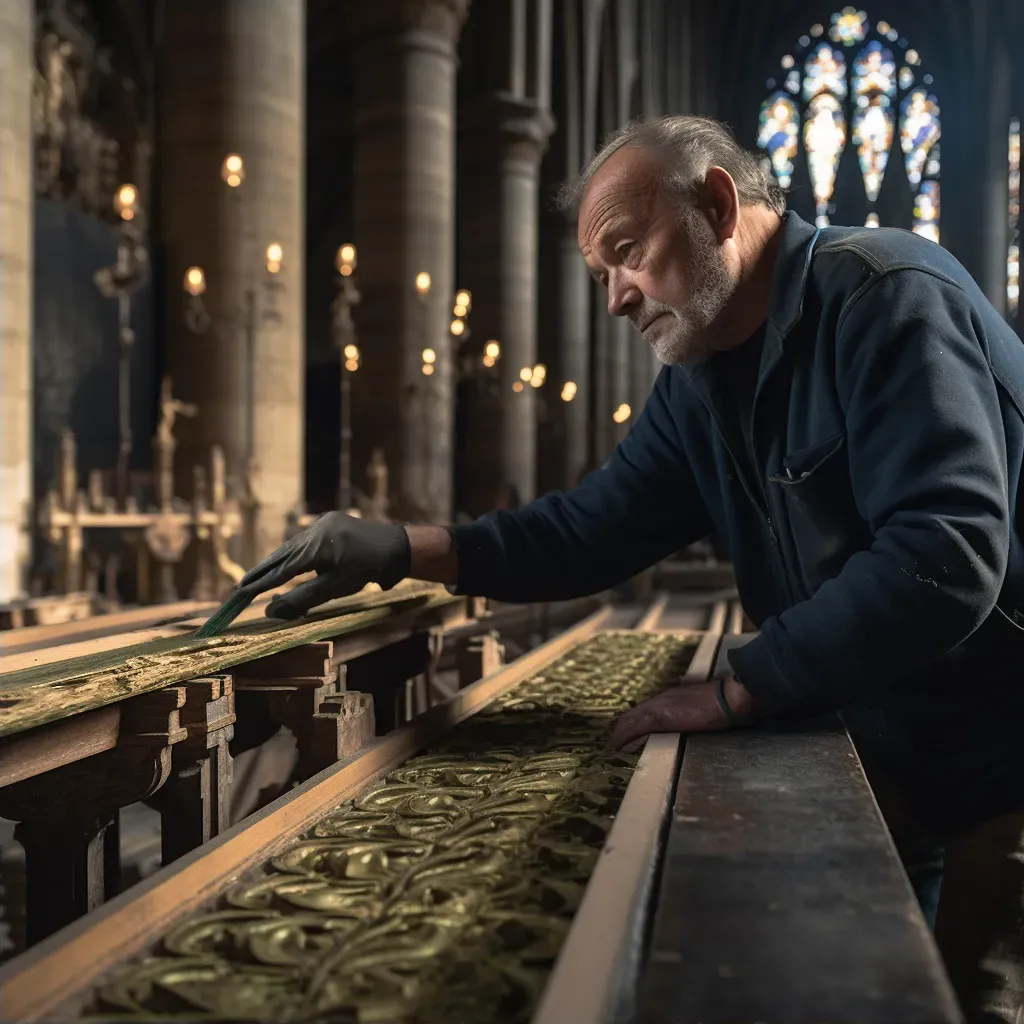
[701,166,740,242]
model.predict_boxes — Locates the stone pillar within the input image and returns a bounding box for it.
[978,36,1013,315]
[639,0,667,393]
[158,0,306,561]
[544,220,591,487]
[349,0,468,524]
[458,96,554,515]
[0,0,33,601]
[537,0,603,492]
[456,0,554,516]
[595,0,637,455]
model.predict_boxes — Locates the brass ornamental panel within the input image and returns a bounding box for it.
[86,632,696,1024]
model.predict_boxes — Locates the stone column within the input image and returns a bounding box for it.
[595,0,637,456]
[158,0,306,561]
[978,35,1013,315]
[0,0,33,601]
[537,0,602,493]
[349,0,468,524]
[458,96,554,515]
[456,0,555,516]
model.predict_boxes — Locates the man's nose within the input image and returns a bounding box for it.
[607,275,641,318]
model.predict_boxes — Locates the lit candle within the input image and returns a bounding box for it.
[184,266,206,296]
[114,183,138,221]
[337,243,356,276]
[221,153,244,188]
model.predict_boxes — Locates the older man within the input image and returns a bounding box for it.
[227,116,1024,1015]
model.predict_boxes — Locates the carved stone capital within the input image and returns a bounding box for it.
[348,0,471,47]
[461,92,557,169]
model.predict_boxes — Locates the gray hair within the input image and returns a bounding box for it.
[556,115,787,218]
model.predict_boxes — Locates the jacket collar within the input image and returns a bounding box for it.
[768,209,821,339]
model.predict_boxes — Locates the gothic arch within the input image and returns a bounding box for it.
[757,6,941,241]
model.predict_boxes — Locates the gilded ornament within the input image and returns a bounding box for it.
[87,632,696,1023]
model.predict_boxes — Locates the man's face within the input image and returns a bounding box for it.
[577,146,739,364]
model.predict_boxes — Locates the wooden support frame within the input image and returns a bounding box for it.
[0,605,614,1022]
[0,685,191,945]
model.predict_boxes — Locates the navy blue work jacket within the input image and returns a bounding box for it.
[452,210,1024,834]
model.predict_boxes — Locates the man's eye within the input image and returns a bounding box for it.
[616,243,637,265]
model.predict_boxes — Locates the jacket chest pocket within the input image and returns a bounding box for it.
[767,432,869,593]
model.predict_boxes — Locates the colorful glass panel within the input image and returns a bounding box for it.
[804,93,847,225]
[852,41,896,201]
[830,6,867,46]
[913,181,940,243]
[899,90,941,186]
[803,42,848,102]
[758,92,800,188]
[758,10,940,240]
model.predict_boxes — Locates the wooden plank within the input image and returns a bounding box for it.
[637,632,963,1024]
[0,599,274,676]
[0,604,615,1023]
[727,599,745,635]
[0,584,459,737]
[634,592,670,632]
[0,705,122,788]
[0,600,214,656]
[533,629,721,1024]
[237,640,334,680]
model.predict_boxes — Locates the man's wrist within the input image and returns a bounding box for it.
[723,674,755,719]
[404,524,460,585]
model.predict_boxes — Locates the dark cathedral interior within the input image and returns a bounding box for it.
[1,0,1023,1021]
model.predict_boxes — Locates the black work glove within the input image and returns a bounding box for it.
[194,513,411,638]
[256,512,411,620]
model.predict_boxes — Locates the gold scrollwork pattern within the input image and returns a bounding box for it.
[87,632,696,1023]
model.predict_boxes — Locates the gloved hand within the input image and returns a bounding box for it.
[240,512,411,621]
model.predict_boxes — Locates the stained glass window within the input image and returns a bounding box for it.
[913,181,940,243]
[852,41,896,202]
[900,90,940,186]
[1009,117,1020,317]
[757,9,941,241]
[758,93,800,188]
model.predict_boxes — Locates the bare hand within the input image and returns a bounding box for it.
[607,675,754,750]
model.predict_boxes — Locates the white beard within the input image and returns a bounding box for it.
[643,210,737,365]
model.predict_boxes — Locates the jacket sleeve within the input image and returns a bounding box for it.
[729,269,1010,710]
[449,368,713,602]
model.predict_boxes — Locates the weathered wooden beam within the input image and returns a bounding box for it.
[635,634,962,1024]
[0,599,214,657]
[0,584,459,736]
[0,705,122,788]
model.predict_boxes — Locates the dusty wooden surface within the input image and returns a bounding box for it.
[0,599,215,657]
[635,633,962,1024]
[0,583,459,738]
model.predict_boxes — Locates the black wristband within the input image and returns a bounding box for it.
[715,676,741,726]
